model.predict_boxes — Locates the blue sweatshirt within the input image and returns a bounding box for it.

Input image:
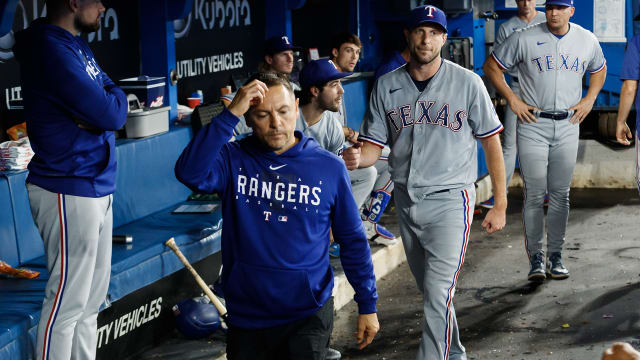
[13,19,128,197]
[175,108,377,329]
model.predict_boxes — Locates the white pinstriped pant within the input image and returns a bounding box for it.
[28,184,112,360]
[394,184,475,360]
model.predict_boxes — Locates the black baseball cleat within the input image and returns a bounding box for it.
[546,252,569,279]
[527,252,546,282]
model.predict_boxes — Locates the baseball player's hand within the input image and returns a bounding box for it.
[355,313,379,350]
[342,142,362,170]
[228,80,269,118]
[508,97,539,123]
[347,129,360,144]
[602,342,640,360]
[481,207,506,234]
[569,98,595,124]
[616,120,633,146]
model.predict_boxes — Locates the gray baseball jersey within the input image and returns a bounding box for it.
[496,12,547,78]
[360,61,503,203]
[296,110,345,155]
[492,22,606,111]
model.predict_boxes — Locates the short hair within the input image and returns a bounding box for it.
[245,71,293,95]
[298,81,328,106]
[330,33,362,58]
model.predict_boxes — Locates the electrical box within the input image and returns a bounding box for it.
[441,37,473,70]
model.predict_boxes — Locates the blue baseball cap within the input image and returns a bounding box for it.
[544,0,573,6]
[264,35,303,56]
[407,5,447,33]
[299,59,353,88]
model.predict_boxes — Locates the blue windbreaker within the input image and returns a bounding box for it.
[13,19,127,197]
[175,108,378,329]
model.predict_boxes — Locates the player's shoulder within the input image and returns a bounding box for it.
[375,63,408,89]
[569,23,599,42]
[516,22,546,38]
[306,139,346,167]
[442,59,482,82]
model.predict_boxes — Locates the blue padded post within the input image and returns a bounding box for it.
[138,0,194,121]
[0,0,19,37]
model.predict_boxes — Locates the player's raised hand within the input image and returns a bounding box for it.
[355,313,379,350]
[481,207,506,234]
[616,120,633,146]
[228,80,269,118]
[342,142,362,170]
[508,97,538,123]
[569,98,595,124]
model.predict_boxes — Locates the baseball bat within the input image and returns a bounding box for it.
[165,237,229,327]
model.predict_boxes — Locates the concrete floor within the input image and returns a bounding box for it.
[331,188,640,360]
[141,188,640,360]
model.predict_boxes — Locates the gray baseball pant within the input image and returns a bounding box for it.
[502,82,521,189]
[394,184,475,360]
[28,184,113,360]
[349,166,377,209]
[517,117,579,258]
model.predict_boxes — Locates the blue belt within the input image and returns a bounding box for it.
[533,110,573,120]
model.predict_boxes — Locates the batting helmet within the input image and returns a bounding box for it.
[173,296,221,339]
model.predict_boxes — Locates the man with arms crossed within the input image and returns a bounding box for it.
[175,73,379,359]
[13,0,128,359]
[345,6,506,359]
[481,0,546,208]
[484,0,606,281]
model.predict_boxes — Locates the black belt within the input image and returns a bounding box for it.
[535,110,570,120]
[511,76,519,83]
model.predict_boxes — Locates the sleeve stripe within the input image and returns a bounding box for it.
[589,60,606,74]
[475,124,504,138]
[491,52,508,70]
[359,135,386,149]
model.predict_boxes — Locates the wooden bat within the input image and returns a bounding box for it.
[165,238,229,327]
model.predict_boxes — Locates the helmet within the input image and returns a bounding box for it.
[173,296,221,339]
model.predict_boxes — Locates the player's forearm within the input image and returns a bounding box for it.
[358,142,382,168]
[616,80,637,125]
[584,66,607,103]
[481,135,507,210]
[483,58,518,104]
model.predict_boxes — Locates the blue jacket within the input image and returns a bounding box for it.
[13,19,127,197]
[175,108,377,329]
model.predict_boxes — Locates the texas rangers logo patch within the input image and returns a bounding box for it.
[425,5,437,17]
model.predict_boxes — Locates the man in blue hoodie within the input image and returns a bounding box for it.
[13,1,128,359]
[175,72,379,359]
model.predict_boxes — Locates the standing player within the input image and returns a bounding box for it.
[13,1,128,359]
[344,6,507,359]
[175,73,379,359]
[330,33,398,245]
[615,33,640,195]
[480,0,546,208]
[374,47,409,80]
[484,0,606,281]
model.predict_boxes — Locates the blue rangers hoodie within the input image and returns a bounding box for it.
[175,108,378,329]
[13,19,128,197]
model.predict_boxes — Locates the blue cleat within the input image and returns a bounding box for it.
[479,196,494,209]
[528,252,546,282]
[547,252,569,279]
[329,243,340,258]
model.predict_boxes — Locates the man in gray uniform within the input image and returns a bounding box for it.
[481,0,546,208]
[344,6,507,359]
[331,33,398,245]
[297,59,376,211]
[484,0,606,281]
